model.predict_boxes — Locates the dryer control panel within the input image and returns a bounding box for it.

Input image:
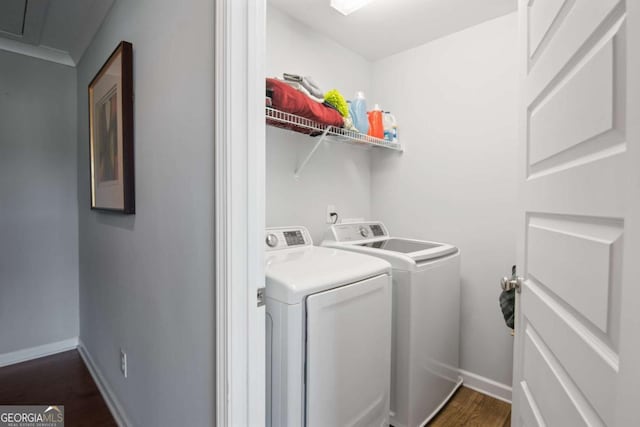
[327,222,389,242]
[265,226,313,251]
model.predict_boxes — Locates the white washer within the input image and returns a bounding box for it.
[265,226,393,427]
[322,222,462,427]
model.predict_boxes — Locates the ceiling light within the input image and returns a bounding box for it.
[330,0,375,16]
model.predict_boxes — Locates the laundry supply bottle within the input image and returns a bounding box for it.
[383,112,398,143]
[349,91,369,134]
[367,104,384,139]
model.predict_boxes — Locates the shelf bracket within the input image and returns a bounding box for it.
[294,126,331,179]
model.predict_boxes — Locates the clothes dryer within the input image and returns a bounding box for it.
[265,226,393,427]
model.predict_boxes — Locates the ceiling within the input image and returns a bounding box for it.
[268,0,517,60]
[0,0,114,66]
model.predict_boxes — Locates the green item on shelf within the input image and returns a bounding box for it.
[324,89,349,118]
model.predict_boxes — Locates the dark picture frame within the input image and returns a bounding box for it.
[88,41,135,214]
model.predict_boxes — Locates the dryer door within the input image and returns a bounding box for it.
[305,274,392,427]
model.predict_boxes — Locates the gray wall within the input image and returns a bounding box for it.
[0,51,79,355]
[370,13,518,388]
[76,0,215,425]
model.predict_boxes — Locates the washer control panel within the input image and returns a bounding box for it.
[329,222,388,242]
[265,226,313,251]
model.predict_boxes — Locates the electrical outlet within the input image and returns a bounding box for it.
[120,349,127,378]
[326,205,337,224]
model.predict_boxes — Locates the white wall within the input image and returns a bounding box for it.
[266,6,373,243]
[370,13,518,388]
[76,0,215,425]
[0,51,79,355]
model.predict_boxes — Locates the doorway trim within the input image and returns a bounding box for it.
[214,0,267,426]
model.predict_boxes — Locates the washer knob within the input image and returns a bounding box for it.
[359,226,370,238]
[266,234,278,248]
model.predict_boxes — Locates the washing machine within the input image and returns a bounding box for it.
[322,222,462,427]
[265,226,393,427]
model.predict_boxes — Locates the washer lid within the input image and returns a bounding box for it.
[358,238,443,253]
[265,246,391,304]
[322,222,458,269]
[356,238,458,261]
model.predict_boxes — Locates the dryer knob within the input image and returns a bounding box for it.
[266,234,279,248]
[359,226,370,238]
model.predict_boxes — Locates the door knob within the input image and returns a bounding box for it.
[501,265,523,293]
[500,276,523,293]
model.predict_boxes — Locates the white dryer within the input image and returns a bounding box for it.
[265,226,393,427]
[322,222,462,427]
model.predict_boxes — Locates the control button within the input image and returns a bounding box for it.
[370,224,384,237]
[359,226,370,238]
[266,234,279,248]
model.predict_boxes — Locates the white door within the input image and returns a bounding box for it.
[513,0,640,426]
[306,275,392,427]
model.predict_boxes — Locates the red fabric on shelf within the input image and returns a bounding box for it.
[266,79,344,132]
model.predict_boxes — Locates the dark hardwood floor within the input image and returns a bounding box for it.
[428,386,511,427]
[0,350,116,427]
[0,352,509,427]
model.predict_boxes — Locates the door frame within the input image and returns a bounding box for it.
[214,0,267,426]
[215,1,640,425]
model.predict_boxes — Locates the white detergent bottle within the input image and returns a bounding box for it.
[383,112,398,143]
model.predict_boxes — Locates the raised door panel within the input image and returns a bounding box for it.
[527,15,625,178]
[529,38,613,166]
[525,0,621,103]
[516,380,544,427]
[528,0,568,60]
[522,282,618,425]
[521,323,604,426]
[526,215,623,333]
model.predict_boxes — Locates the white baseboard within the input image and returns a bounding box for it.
[459,369,512,403]
[78,341,131,427]
[0,337,79,368]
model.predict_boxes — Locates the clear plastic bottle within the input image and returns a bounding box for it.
[349,91,369,134]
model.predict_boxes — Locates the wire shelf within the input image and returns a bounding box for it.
[265,107,403,152]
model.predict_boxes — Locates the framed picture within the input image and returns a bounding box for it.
[89,41,135,214]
